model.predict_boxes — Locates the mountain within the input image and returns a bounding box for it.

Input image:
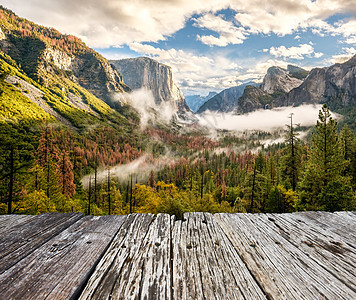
[197,82,258,114]
[260,66,303,94]
[110,57,196,122]
[234,85,272,114]
[0,6,138,131]
[274,55,356,108]
[185,92,217,113]
[0,7,130,106]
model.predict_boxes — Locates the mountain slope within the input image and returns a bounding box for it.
[0,6,130,106]
[197,82,257,114]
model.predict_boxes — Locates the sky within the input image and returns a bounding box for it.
[2,0,356,96]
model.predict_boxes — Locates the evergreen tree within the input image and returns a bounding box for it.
[280,113,301,191]
[339,124,356,189]
[299,105,352,211]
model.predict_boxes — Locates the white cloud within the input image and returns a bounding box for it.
[330,47,356,64]
[344,36,356,44]
[2,0,355,48]
[194,13,247,47]
[127,42,252,93]
[268,44,315,59]
[314,52,324,58]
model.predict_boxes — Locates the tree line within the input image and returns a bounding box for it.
[0,105,355,216]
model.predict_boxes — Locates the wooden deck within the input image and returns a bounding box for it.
[0,212,355,299]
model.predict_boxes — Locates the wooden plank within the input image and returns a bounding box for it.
[0,212,83,273]
[291,211,356,243]
[0,215,35,234]
[215,213,356,299]
[79,213,172,300]
[0,215,126,300]
[172,212,266,300]
[265,212,356,291]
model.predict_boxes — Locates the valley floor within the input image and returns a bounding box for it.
[0,211,355,299]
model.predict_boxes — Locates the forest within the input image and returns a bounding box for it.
[1,101,355,218]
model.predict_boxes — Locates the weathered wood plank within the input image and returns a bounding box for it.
[0,212,83,273]
[215,213,356,299]
[258,213,356,292]
[0,215,126,300]
[172,212,266,300]
[0,215,35,234]
[291,211,356,243]
[79,213,171,300]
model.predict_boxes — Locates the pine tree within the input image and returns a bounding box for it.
[280,113,301,191]
[299,105,352,211]
[339,124,356,189]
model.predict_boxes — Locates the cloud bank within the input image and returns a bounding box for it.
[197,104,337,132]
[3,0,355,48]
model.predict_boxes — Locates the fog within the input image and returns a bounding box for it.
[197,104,336,132]
[81,154,177,188]
[114,88,176,128]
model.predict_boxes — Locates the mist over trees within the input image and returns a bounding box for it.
[0,105,355,216]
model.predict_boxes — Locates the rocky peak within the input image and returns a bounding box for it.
[110,57,196,122]
[261,66,303,94]
[277,55,356,108]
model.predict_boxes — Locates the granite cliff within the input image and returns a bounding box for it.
[110,57,196,122]
[260,66,303,94]
[275,55,356,108]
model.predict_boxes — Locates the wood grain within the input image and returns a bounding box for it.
[0,215,126,300]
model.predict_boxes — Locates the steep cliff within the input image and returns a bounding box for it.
[197,82,257,114]
[110,57,196,122]
[275,55,356,108]
[260,66,303,94]
[0,6,130,105]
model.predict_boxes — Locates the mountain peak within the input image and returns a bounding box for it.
[261,66,303,94]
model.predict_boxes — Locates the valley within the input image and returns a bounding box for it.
[0,6,355,217]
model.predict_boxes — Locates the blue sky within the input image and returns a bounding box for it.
[2,0,356,96]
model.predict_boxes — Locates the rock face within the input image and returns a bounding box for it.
[275,55,356,108]
[197,82,257,114]
[0,8,129,104]
[185,92,217,113]
[234,86,269,114]
[261,66,303,94]
[110,57,196,122]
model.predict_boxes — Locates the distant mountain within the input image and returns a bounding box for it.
[274,55,356,108]
[260,66,304,94]
[185,92,217,113]
[197,82,258,114]
[110,57,196,123]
